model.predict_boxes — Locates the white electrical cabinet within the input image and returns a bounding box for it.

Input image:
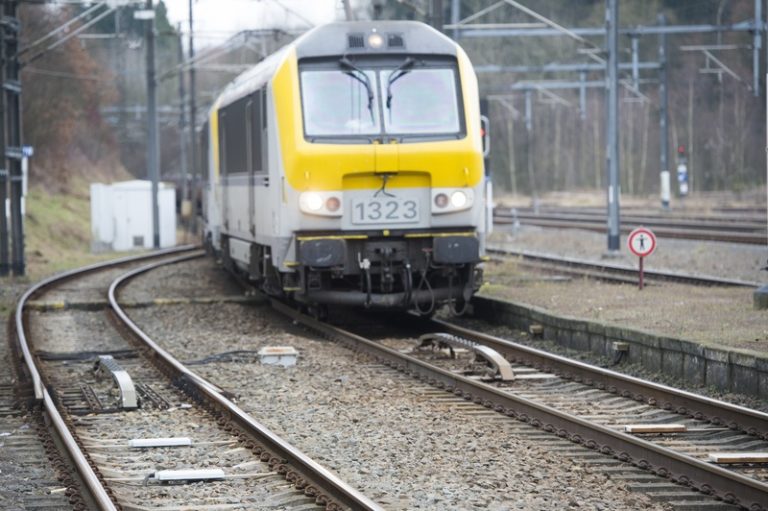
[91,180,176,252]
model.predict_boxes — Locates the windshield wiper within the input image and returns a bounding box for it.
[386,57,416,110]
[339,57,374,122]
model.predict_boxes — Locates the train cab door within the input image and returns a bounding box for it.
[246,99,255,237]
[251,87,270,238]
[219,111,229,231]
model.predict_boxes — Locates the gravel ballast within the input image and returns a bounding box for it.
[125,259,672,510]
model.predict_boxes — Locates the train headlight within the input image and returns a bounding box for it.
[450,191,468,208]
[299,191,343,217]
[434,193,449,209]
[368,33,384,49]
[302,192,324,211]
[431,188,474,214]
[326,196,341,212]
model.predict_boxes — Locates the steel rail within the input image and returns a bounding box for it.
[493,215,767,244]
[486,246,760,288]
[108,256,382,511]
[537,214,765,232]
[41,388,117,510]
[14,245,198,511]
[430,317,768,440]
[272,301,768,510]
[495,208,768,231]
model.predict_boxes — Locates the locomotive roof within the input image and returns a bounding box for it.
[294,20,458,59]
[214,21,458,110]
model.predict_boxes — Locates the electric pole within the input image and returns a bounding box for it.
[4,0,24,275]
[658,13,670,209]
[188,0,197,231]
[177,26,189,221]
[0,2,9,277]
[145,0,160,248]
[341,0,354,21]
[431,0,444,32]
[605,0,620,253]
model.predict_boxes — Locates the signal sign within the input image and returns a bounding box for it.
[627,227,656,290]
[627,227,656,258]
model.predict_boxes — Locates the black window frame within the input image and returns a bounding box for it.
[297,55,467,145]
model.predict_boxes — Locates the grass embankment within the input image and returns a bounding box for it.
[23,186,123,280]
[0,189,88,313]
[0,186,123,316]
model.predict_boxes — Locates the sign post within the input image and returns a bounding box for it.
[627,227,657,290]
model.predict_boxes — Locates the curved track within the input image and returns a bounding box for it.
[14,249,380,511]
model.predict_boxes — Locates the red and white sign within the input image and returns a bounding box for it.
[627,227,656,258]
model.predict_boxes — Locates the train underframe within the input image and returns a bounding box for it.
[217,231,483,315]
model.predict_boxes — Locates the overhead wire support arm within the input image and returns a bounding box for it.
[699,49,750,88]
[502,0,591,46]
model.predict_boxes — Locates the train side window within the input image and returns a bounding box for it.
[218,112,227,176]
[261,88,268,171]
[221,97,248,175]
[245,100,254,174]
[200,121,209,178]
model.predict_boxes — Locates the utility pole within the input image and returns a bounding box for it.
[753,0,761,96]
[658,13,670,210]
[605,0,620,253]
[188,0,197,230]
[431,0,444,32]
[6,0,23,275]
[176,26,189,221]
[341,0,354,21]
[0,2,9,276]
[145,0,160,248]
[372,0,383,20]
[450,0,460,40]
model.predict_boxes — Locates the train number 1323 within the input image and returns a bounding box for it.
[351,198,420,224]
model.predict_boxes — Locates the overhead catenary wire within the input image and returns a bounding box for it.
[21,6,117,66]
[19,1,107,55]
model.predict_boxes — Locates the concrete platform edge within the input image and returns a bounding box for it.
[471,295,768,400]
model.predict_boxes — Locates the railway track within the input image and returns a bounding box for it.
[494,207,768,245]
[14,248,379,511]
[0,352,77,510]
[270,304,768,510]
[109,257,694,509]
[486,246,761,288]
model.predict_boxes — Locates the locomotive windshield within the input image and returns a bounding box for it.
[300,62,462,141]
[381,68,460,135]
[300,70,380,136]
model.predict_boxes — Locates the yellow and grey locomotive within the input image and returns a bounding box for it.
[202,20,489,313]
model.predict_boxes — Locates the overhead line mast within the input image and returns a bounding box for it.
[188,0,197,231]
[0,2,8,276]
[0,0,24,276]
